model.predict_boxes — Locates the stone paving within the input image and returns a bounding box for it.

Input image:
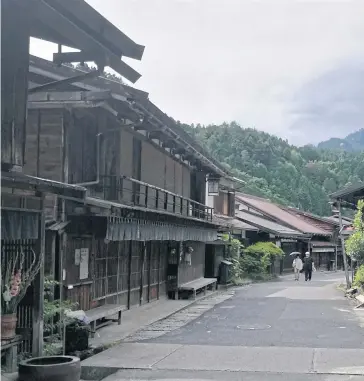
[122,291,236,342]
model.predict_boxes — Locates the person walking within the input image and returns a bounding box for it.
[303,251,314,281]
[292,254,303,281]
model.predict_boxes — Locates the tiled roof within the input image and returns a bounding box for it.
[236,210,304,238]
[283,207,335,233]
[236,193,331,236]
[213,214,258,231]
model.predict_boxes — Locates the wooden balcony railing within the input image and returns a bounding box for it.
[88,175,214,222]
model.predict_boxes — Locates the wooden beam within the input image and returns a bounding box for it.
[148,131,166,140]
[44,0,145,60]
[53,51,141,84]
[28,90,112,102]
[53,51,106,65]
[174,148,186,155]
[34,0,141,82]
[162,140,176,149]
[28,70,102,94]
[133,124,151,132]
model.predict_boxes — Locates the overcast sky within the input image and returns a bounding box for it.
[30,0,364,145]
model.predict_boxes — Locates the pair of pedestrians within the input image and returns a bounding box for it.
[293,252,315,281]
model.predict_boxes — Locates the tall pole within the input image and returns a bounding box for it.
[338,201,350,288]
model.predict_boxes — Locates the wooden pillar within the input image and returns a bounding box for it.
[147,242,151,303]
[116,242,121,305]
[1,0,31,170]
[32,192,45,356]
[139,242,146,305]
[36,110,41,176]
[157,243,161,300]
[127,241,132,309]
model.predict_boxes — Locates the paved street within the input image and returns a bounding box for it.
[82,272,364,381]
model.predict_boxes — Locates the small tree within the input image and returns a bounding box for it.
[345,200,364,266]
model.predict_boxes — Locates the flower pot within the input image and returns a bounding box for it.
[1,313,17,339]
[19,356,81,381]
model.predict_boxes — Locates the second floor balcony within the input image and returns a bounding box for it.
[88,175,214,222]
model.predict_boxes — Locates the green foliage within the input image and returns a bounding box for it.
[239,252,265,276]
[345,200,364,265]
[221,234,244,282]
[180,121,364,215]
[43,277,78,356]
[241,242,284,278]
[353,265,364,288]
[221,233,243,259]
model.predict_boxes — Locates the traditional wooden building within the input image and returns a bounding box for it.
[1,0,144,364]
[204,176,255,279]
[235,193,338,272]
[283,207,343,270]
[23,56,233,324]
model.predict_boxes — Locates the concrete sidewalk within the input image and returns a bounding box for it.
[82,342,364,375]
[1,292,218,381]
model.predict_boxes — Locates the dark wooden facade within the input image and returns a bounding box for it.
[1,0,31,170]
[23,57,226,315]
[61,238,169,310]
[1,0,146,366]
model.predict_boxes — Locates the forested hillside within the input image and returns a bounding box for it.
[180,122,364,216]
[318,129,364,152]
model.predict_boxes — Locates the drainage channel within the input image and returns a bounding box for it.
[123,290,236,342]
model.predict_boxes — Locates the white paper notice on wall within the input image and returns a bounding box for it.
[79,248,89,280]
[75,249,81,265]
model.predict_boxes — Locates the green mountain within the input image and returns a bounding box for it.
[318,129,364,152]
[179,122,364,216]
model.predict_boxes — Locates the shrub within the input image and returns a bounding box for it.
[346,200,364,266]
[241,242,284,276]
[353,265,364,288]
[239,253,265,275]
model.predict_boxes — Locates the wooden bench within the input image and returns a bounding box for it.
[85,304,127,338]
[1,335,23,373]
[179,277,218,300]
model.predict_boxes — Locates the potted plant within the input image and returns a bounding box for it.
[1,247,42,339]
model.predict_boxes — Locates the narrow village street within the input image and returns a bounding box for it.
[82,272,364,381]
